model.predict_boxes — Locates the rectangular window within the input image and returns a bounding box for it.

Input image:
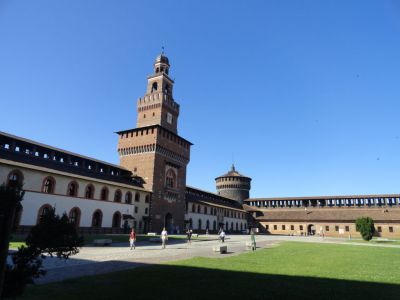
[389,227,394,233]
[266,225,269,230]
[145,208,148,214]
[299,225,303,230]
[282,225,286,230]
[335,226,339,232]
[325,226,329,231]
[377,226,382,232]
[274,225,277,230]
[134,207,138,213]
[345,226,349,232]
[291,225,294,230]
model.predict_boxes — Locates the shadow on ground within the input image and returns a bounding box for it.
[22,262,400,300]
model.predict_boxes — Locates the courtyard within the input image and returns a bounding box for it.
[16,235,400,299]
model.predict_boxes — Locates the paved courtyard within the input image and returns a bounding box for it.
[35,234,400,284]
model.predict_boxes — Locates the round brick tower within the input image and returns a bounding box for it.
[215,164,251,204]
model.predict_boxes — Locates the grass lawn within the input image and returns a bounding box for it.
[21,242,400,300]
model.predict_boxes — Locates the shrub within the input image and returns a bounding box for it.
[356,217,375,241]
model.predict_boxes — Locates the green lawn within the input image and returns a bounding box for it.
[21,242,400,299]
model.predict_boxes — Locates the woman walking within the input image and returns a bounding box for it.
[129,229,136,250]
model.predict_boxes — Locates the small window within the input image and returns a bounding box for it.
[125,192,132,204]
[345,226,349,232]
[67,181,79,197]
[145,208,148,214]
[325,226,329,232]
[100,187,109,201]
[135,193,140,202]
[114,190,122,202]
[266,225,269,230]
[85,184,94,199]
[300,225,303,230]
[291,225,294,230]
[335,226,339,232]
[151,82,158,92]
[42,177,55,194]
[145,195,150,203]
[282,225,286,230]
[389,227,394,233]
[273,225,277,230]
[377,226,382,233]
[134,206,138,213]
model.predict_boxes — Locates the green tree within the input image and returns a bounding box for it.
[2,206,84,298]
[356,217,375,241]
[0,183,24,298]
[26,207,83,259]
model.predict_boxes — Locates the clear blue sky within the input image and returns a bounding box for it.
[1,1,400,198]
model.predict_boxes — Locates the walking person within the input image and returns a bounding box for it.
[219,229,225,243]
[129,228,136,250]
[161,227,168,249]
[186,228,192,245]
[250,230,256,251]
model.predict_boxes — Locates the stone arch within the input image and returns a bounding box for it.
[112,211,122,228]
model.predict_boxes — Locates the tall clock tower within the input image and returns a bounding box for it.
[117,53,192,233]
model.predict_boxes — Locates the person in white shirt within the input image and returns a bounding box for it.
[219,230,226,243]
[161,228,168,249]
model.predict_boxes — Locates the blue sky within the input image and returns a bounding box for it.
[1,1,400,198]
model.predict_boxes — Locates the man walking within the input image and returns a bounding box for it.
[161,227,168,249]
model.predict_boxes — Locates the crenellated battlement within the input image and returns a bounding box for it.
[137,92,180,113]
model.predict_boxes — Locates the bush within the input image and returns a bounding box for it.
[2,207,83,298]
[26,207,83,259]
[356,217,375,241]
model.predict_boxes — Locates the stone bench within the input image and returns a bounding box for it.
[149,237,160,243]
[93,239,112,246]
[147,232,157,236]
[213,245,227,254]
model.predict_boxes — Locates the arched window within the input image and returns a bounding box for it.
[206,220,210,229]
[145,195,150,203]
[231,222,234,231]
[7,170,23,187]
[69,207,81,227]
[197,205,201,214]
[236,223,238,231]
[134,192,140,202]
[151,82,158,92]
[240,223,243,231]
[67,181,79,197]
[114,190,122,202]
[125,192,132,204]
[42,177,55,194]
[92,210,103,228]
[213,220,216,231]
[112,211,121,228]
[192,204,195,213]
[198,219,202,230]
[189,218,193,228]
[37,204,52,224]
[100,187,109,201]
[85,184,94,199]
[165,169,176,188]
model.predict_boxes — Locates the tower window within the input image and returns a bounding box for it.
[167,112,173,124]
[165,169,176,188]
[151,82,158,92]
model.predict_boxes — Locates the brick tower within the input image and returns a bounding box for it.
[117,52,192,233]
[215,164,251,204]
